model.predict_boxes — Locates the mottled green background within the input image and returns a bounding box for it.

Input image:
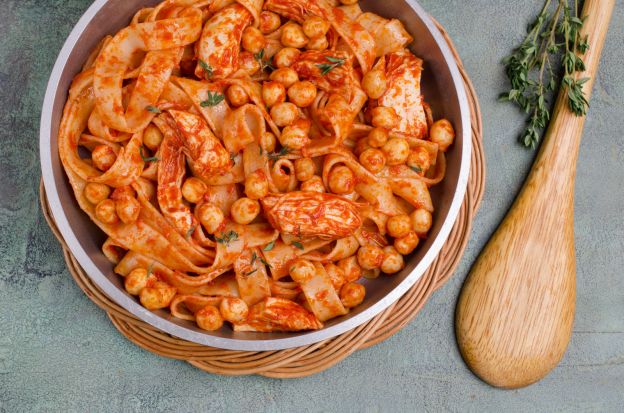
[1,1,623,412]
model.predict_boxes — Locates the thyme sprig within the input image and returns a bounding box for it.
[500,0,589,148]
[316,56,345,75]
[267,146,291,161]
[254,49,275,73]
[140,146,159,163]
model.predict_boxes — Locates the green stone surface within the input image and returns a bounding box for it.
[1,1,623,411]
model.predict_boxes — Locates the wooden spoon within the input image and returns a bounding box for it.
[455,0,615,389]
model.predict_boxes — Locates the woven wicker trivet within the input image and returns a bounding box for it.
[39,18,485,378]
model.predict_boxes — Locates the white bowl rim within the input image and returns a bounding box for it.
[40,0,472,351]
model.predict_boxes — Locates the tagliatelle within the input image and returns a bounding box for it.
[58,0,456,333]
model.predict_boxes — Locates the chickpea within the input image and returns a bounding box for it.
[280,118,310,150]
[359,148,386,174]
[195,305,224,331]
[241,26,266,54]
[382,138,410,166]
[410,208,433,235]
[84,183,111,204]
[302,16,331,38]
[281,22,308,48]
[430,119,455,152]
[238,51,260,76]
[143,123,163,151]
[306,35,328,51]
[288,81,317,108]
[245,170,269,200]
[294,157,316,182]
[340,283,365,308]
[394,231,419,255]
[270,102,298,127]
[407,146,431,174]
[367,127,388,148]
[219,297,249,323]
[115,196,141,224]
[140,282,176,310]
[196,202,224,234]
[260,131,277,153]
[259,11,281,34]
[357,245,384,270]
[270,67,299,88]
[340,0,359,5]
[124,268,155,296]
[230,197,260,225]
[181,177,208,204]
[300,175,325,193]
[328,165,355,195]
[262,81,286,108]
[337,256,362,283]
[362,70,388,99]
[289,259,316,283]
[95,199,119,224]
[325,263,346,291]
[92,145,116,171]
[381,246,405,274]
[387,214,411,238]
[226,84,249,107]
[371,106,400,130]
[273,47,301,68]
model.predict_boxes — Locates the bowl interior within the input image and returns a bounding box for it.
[41,0,470,350]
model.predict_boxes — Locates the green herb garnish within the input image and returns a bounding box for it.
[260,257,272,269]
[254,49,275,73]
[244,269,258,276]
[200,91,225,107]
[215,230,239,245]
[185,225,197,240]
[500,0,589,148]
[316,56,345,75]
[198,59,214,79]
[146,105,161,114]
[409,165,423,174]
[251,252,258,265]
[292,241,304,250]
[263,240,276,251]
[140,146,159,163]
[268,146,291,161]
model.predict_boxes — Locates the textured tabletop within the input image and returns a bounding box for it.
[1,1,623,411]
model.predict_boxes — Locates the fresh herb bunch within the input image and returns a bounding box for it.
[500,0,589,148]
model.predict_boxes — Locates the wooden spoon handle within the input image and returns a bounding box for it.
[455,0,615,389]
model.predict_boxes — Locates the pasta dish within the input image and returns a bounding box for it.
[58,0,455,333]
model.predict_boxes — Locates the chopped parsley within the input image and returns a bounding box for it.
[292,241,304,250]
[200,91,225,107]
[409,165,423,174]
[145,105,161,114]
[198,59,214,79]
[244,269,258,276]
[263,240,276,251]
[215,230,239,245]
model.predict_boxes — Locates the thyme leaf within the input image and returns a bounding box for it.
[316,56,345,75]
